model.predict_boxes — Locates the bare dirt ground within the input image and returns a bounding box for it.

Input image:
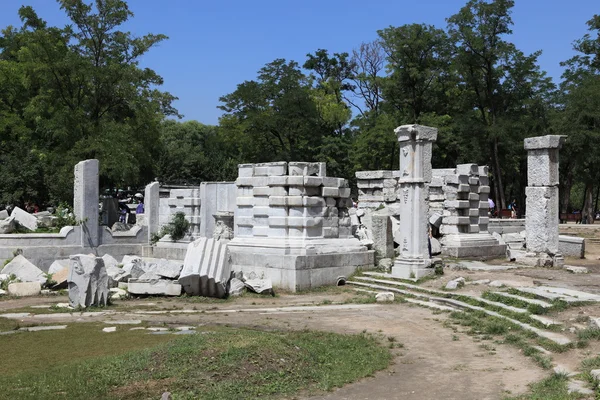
[3,224,600,399]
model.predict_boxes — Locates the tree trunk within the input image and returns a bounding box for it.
[491,138,506,210]
[560,170,574,214]
[584,182,594,224]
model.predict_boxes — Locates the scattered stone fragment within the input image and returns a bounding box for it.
[430,237,442,255]
[55,303,72,309]
[375,292,395,302]
[20,325,67,332]
[228,278,245,297]
[553,365,576,377]
[567,380,594,395]
[0,216,16,234]
[48,259,70,274]
[8,281,41,296]
[175,326,195,331]
[102,327,117,333]
[130,327,146,331]
[590,369,600,381]
[106,266,131,288]
[122,255,142,265]
[151,259,183,279]
[588,317,600,329]
[68,254,109,308]
[564,265,588,274]
[50,267,69,289]
[445,277,465,290]
[147,327,169,332]
[244,278,273,295]
[1,255,46,284]
[162,392,172,400]
[488,281,505,288]
[0,209,8,219]
[101,254,119,269]
[103,320,141,325]
[378,258,393,271]
[127,279,182,296]
[109,287,128,300]
[11,206,38,231]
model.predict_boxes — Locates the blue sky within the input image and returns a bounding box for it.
[0,0,597,125]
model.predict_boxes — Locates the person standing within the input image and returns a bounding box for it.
[509,199,518,219]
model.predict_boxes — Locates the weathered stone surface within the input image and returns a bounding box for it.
[559,235,585,258]
[378,258,393,271]
[371,213,394,259]
[11,206,38,231]
[51,267,69,289]
[245,278,273,294]
[179,238,230,297]
[67,254,109,308]
[564,265,588,274]
[471,279,491,285]
[74,159,99,246]
[1,255,46,284]
[525,186,559,254]
[122,255,141,265]
[0,210,8,219]
[445,277,465,290]
[49,259,70,274]
[106,266,131,287]
[109,287,128,300]
[375,292,395,302]
[524,135,566,151]
[0,216,16,234]
[101,254,119,269]
[488,281,505,288]
[152,259,183,279]
[127,279,182,296]
[430,237,442,256]
[102,327,117,333]
[8,281,41,296]
[228,277,245,296]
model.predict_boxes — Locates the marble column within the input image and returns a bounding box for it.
[392,125,438,279]
[524,135,566,260]
[73,159,99,248]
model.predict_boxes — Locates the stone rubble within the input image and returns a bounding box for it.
[445,277,465,290]
[244,277,273,295]
[228,277,245,297]
[0,216,16,234]
[1,255,46,284]
[8,281,41,296]
[10,206,39,231]
[67,254,110,308]
[375,292,395,302]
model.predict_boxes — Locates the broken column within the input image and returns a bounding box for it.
[67,254,109,308]
[392,125,437,279]
[524,135,566,261]
[74,159,100,247]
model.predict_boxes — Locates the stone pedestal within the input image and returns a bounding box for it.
[524,135,566,257]
[74,159,99,247]
[392,125,437,279]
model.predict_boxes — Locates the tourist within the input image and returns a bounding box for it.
[488,198,495,216]
[509,199,518,219]
[135,193,144,214]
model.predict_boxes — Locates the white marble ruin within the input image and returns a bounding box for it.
[67,254,110,308]
[227,161,373,291]
[179,237,230,297]
[74,159,100,247]
[524,135,566,263]
[392,125,437,279]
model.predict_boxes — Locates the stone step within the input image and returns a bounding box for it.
[354,276,529,314]
[529,315,560,327]
[351,288,457,312]
[455,261,518,271]
[348,280,571,345]
[490,292,553,308]
[513,287,591,303]
[362,271,419,282]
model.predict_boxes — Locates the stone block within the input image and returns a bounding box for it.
[527,149,560,187]
[0,210,8,220]
[443,216,470,225]
[372,213,394,259]
[268,176,288,186]
[524,135,566,150]
[238,164,254,177]
[444,200,470,209]
[322,187,339,197]
[356,170,393,180]
[8,281,41,297]
[253,162,287,176]
[49,259,70,274]
[287,176,305,186]
[429,212,443,228]
[456,164,478,176]
[0,216,16,233]
[559,235,585,258]
[304,176,324,187]
[11,207,38,231]
[1,255,46,284]
[288,162,325,176]
[525,186,559,254]
[478,185,490,194]
[468,177,479,185]
[68,254,109,308]
[127,279,182,296]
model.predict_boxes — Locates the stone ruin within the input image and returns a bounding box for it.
[0,126,580,301]
[227,161,374,290]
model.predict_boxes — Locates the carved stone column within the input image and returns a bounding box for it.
[392,125,438,279]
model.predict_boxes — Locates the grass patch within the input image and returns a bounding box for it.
[0,326,392,399]
[482,292,548,315]
[508,373,578,400]
[577,328,600,341]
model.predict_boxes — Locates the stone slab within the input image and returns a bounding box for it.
[1,255,46,284]
[11,207,38,231]
[127,279,182,296]
[8,281,41,296]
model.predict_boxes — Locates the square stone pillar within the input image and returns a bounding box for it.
[145,181,160,243]
[392,125,438,279]
[74,159,99,248]
[524,135,566,256]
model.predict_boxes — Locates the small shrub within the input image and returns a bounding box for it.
[151,212,190,243]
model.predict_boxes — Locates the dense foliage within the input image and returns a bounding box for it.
[1,0,599,215]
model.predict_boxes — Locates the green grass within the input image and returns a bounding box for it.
[0,326,392,399]
[507,373,579,400]
[482,292,548,315]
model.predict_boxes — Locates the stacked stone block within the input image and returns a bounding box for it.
[235,162,353,240]
[433,164,491,236]
[356,171,399,209]
[158,187,202,239]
